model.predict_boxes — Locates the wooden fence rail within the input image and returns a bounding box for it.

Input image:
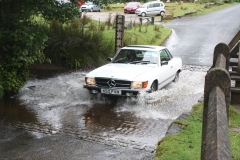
[201,43,231,160]
[228,30,240,104]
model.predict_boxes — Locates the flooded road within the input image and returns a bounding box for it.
[0,66,208,157]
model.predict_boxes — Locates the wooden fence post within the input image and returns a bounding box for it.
[212,43,230,70]
[201,43,231,160]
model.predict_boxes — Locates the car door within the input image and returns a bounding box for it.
[92,5,96,11]
[162,49,176,80]
[146,3,155,15]
[152,2,160,15]
[157,49,174,88]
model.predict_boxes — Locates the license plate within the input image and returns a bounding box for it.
[101,89,121,95]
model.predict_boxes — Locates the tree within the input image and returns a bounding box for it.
[0,0,80,98]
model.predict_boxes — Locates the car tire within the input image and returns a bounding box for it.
[150,81,158,93]
[141,12,146,17]
[160,11,165,16]
[173,72,179,83]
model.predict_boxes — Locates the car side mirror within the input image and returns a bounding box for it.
[107,57,112,62]
[161,61,168,65]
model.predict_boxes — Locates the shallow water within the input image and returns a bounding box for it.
[0,69,206,150]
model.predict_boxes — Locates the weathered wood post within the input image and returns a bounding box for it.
[115,15,125,53]
[201,43,231,160]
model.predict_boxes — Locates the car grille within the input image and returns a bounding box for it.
[95,78,131,88]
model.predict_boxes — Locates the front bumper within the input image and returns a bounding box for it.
[84,85,144,97]
[81,8,91,12]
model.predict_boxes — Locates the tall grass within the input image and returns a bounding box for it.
[44,16,114,70]
[42,14,171,69]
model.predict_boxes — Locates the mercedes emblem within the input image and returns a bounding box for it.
[107,79,116,87]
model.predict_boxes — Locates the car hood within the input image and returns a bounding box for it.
[125,6,137,9]
[86,63,156,80]
[81,4,92,7]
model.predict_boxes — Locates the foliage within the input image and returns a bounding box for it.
[0,23,48,93]
[0,0,80,98]
[44,18,115,69]
[155,104,240,160]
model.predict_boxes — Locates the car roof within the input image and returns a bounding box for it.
[123,45,167,50]
[145,1,164,4]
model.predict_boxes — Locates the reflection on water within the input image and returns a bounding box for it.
[0,69,206,150]
[0,95,38,124]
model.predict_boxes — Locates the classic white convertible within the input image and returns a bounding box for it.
[84,45,182,96]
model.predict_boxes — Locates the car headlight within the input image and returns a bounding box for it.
[132,81,148,89]
[85,77,96,85]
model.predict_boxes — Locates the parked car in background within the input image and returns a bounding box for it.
[124,2,141,14]
[56,0,71,4]
[81,1,101,12]
[135,1,165,17]
[84,45,182,97]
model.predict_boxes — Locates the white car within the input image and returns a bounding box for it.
[84,45,182,97]
[56,0,71,4]
[135,1,165,17]
[81,2,101,12]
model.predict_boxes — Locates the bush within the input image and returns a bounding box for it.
[44,18,115,69]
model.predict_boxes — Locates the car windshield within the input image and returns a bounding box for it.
[127,2,138,6]
[112,49,158,64]
[141,3,149,8]
[85,2,93,5]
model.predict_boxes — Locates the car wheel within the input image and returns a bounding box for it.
[173,72,179,83]
[150,81,158,93]
[141,12,146,17]
[160,11,165,16]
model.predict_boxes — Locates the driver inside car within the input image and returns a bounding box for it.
[127,51,137,62]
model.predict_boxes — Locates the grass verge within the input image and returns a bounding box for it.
[154,103,240,160]
[102,2,238,18]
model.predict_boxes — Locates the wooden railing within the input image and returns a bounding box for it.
[201,43,231,160]
[201,30,240,159]
[228,30,240,104]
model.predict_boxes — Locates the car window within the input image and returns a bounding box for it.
[113,49,158,64]
[142,3,149,8]
[160,50,171,61]
[148,3,154,8]
[154,3,160,7]
[127,2,138,6]
[142,51,158,63]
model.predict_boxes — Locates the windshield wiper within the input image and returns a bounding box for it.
[129,61,141,64]
[140,61,157,64]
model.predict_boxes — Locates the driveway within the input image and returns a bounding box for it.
[163,3,240,66]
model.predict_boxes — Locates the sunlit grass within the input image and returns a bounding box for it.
[102,2,238,17]
[102,24,171,46]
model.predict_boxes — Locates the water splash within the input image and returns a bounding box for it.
[115,70,206,120]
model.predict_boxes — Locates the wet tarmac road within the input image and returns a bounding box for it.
[0,124,153,160]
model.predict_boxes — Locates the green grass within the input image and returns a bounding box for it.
[101,2,238,17]
[154,104,240,160]
[165,2,238,16]
[102,24,171,46]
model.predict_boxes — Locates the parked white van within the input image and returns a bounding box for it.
[135,1,165,17]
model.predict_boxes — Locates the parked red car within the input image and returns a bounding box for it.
[124,2,141,14]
